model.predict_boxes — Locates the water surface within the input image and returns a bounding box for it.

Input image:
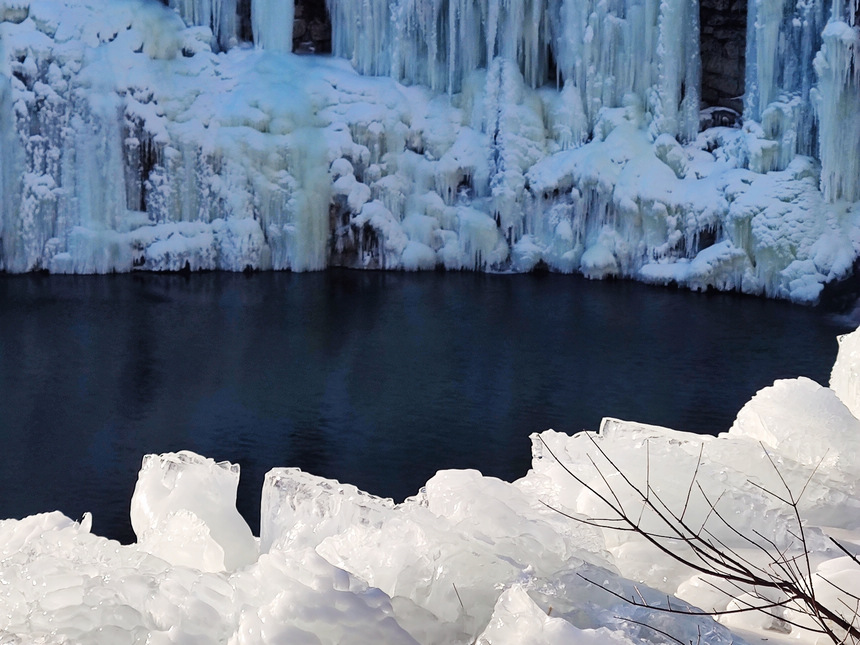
[0,271,852,542]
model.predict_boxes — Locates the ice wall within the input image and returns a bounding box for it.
[327,0,700,140]
[0,1,334,273]
[252,0,295,52]
[0,70,23,270]
[548,0,701,141]
[166,0,297,53]
[742,0,860,184]
[167,0,239,49]
[0,3,135,273]
[813,17,860,202]
[1,0,859,302]
[743,0,828,170]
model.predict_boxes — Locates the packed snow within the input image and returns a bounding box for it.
[1,0,859,302]
[3,329,860,644]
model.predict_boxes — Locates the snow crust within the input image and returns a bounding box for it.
[1,0,859,303]
[3,327,860,644]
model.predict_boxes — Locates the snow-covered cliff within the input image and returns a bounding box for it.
[0,0,858,302]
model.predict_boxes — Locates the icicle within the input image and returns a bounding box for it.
[327,0,554,93]
[485,0,500,72]
[680,0,702,141]
[542,81,588,150]
[743,0,827,165]
[284,128,332,271]
[328,0,393,77]
[651,0,700,141]
[252,0,295,53]
[546,0,698,140]
[72,103,128,237]
[0,74,26,271]
[813,20,860,202]
[167,0,239,50]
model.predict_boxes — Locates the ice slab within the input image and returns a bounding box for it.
[831,325,860,419]
[260,467,395,554]
[130,451,257,571]
[728,377,860,487]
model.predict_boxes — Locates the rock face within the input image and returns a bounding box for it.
[700,0,747,109]
[293,0,331,52]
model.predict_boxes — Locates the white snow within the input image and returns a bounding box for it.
[0,0,859,299]
[4,327,860,645]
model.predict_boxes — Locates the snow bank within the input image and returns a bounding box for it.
[3,328,860,643]
[1,0,859,303]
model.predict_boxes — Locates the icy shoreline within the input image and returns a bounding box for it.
[2,0,859,303]
[2,328,860,644]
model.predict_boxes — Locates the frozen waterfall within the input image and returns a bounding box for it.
[327,0,701,140]
[252,0,295,53]
[167,0,239,49]
[814,15,860,202]
[0,0,859,303]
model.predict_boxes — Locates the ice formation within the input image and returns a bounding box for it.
[251,0,294,53]
[328,0,700,141]
[1,0,859,302]
[166,0,239,50]
[3,328,860,644]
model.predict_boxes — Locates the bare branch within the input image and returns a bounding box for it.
[577,574,807,619]
[746,479,792,506]
[830,538,860,567]
[541,437,860,644]
[636,440,651,527]
[760,443,796,504]
[680,443,705,524]
[797,451,829,503]
[614,615,686,645]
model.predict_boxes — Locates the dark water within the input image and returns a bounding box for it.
[0,270,854,543]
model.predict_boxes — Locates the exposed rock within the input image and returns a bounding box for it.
[700,0,747,108]
[293,0,331,52]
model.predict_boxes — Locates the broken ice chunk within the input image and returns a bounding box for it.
[728,377,860,481]
[831,325,860,420]
[260,468,395,554]
[475,585,583,644]
[130,451,257,571]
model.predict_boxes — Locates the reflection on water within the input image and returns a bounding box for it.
[0,270,852,542]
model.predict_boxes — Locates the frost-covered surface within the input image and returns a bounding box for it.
[1,0,859,303]
[4,331,860,644]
